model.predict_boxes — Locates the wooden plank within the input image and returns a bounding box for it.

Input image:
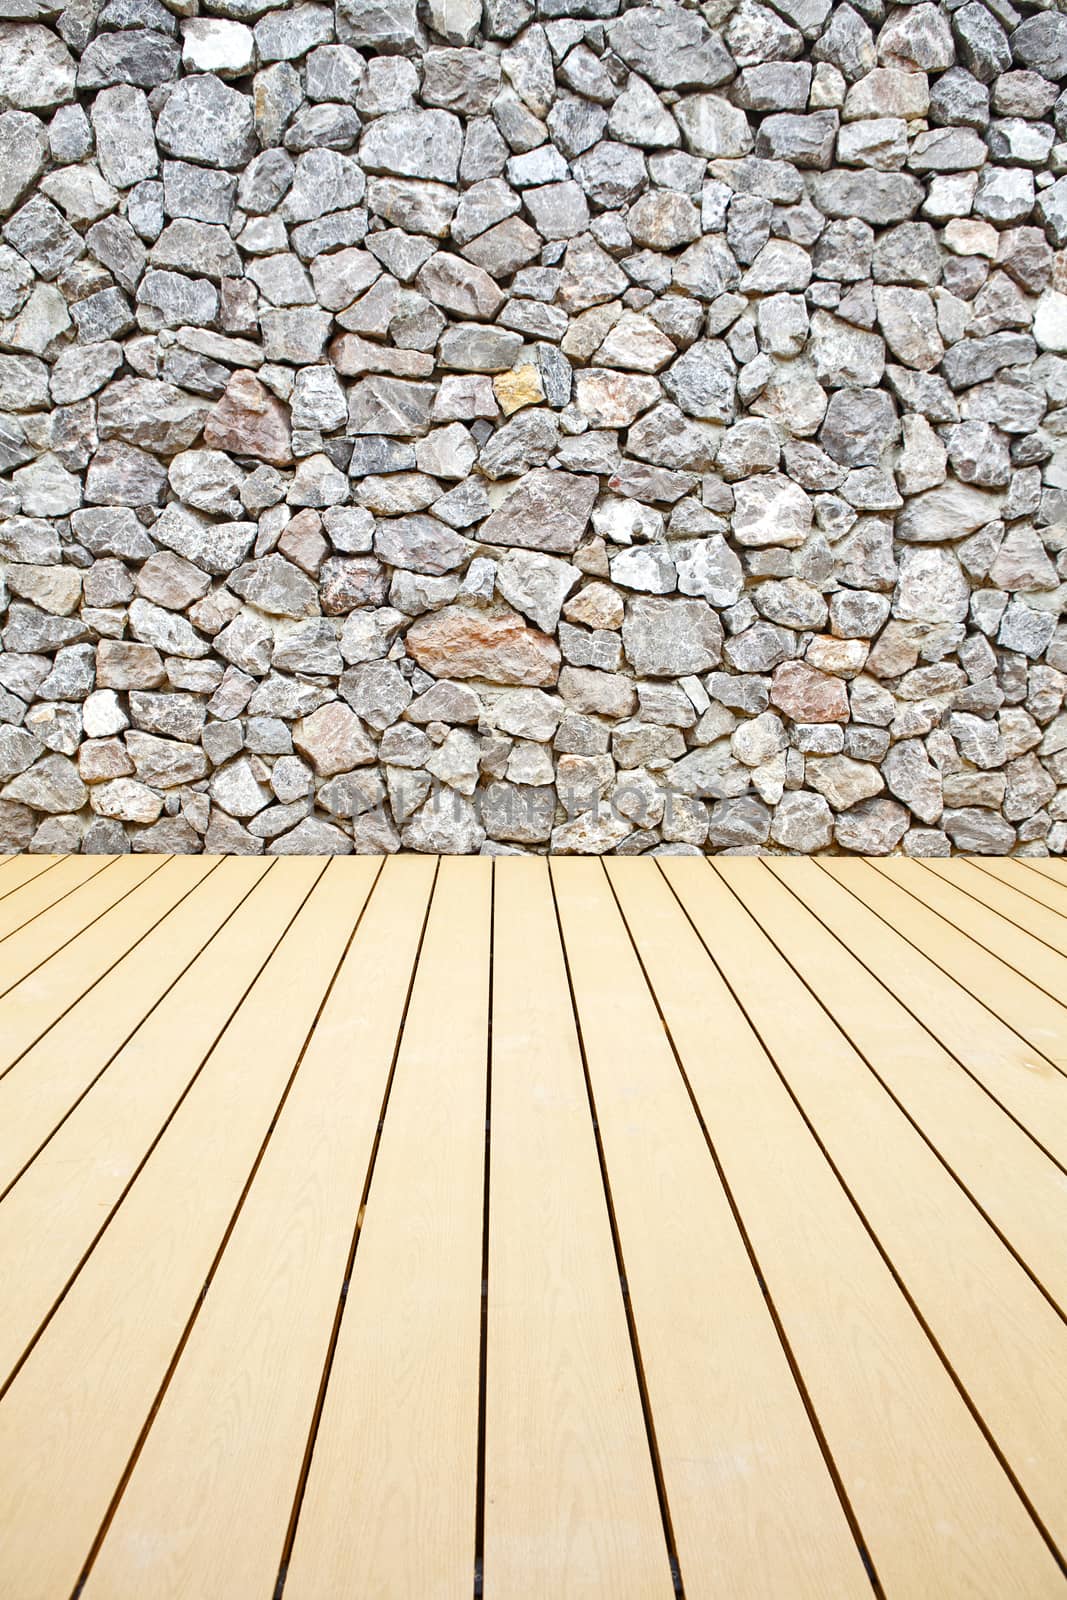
[672,858,1067,1554]
[0,856,224,1195]
[0,856,195,1076]
[785,859,1067,1167]
[872,859,1067,1006]
[926,858,1067,951]
[1025,858,1067,883]
[0,859,299,1388]
[0,854,111,943]
[974,858,1067,925]
[823,859,1067,1073]
[638,859,1067,1595]
[0,854,62,902]
[0,858,362,1600]
[0,854,158,996]
[81,859,436,1600]
[750,858,1067,1312]
[483,858,672,1599]
[284,858,491,1600]
[552,858,868,1600]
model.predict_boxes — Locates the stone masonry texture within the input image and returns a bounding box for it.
[1,0,1066,858]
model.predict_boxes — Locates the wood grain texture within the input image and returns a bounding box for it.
[0,855,225,1198]
[643,858,1062,1598]
[0,858,356,1600]
[871,859,1067,1014]
[553,858,868,1600]
[484,858,672,1599]
[680,858,1067,1563]
[0,854,162,1001]
[824,859,1067,1074]
[82,858,430,1600]
[284,858,492,1600]
[0,854,82,929]
[1025,860,1067,883]
[755,859,1067,1311]
[1,856,1066,1600]
[0,855,190,1075]
[0,857,293,1388]
[792,859,1067,1166]
[975,858,1067,922]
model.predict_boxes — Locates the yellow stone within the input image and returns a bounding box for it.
[493,364,545,415]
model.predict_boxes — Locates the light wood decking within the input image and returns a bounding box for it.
[0,853,1066,1599]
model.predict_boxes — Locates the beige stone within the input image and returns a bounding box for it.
[493,364,545,416]
[563,582,625,631]
[294,701,376,776]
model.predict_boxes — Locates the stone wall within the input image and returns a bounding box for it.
[1,0,1066,857]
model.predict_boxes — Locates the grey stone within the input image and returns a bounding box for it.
[732,473,813,548]
[496,549,579,632]
[0,21,76,109]
[895,546,970,624]
[77,27,180,91]
[228,554,318,618]
[97,377,209,457]
[0,111,49,219]
[941,806,1016,854]
[757,110,837,167]
[971,160,1034,228]
[897,479,1004,543]
[572,141,648,209]
[661,340,736,423]
[181,18,255,77]
[819,388,897,467]
[480,468,598,555]
[2,752,87,813]
[770,789,834,851]
[833,797,909,853]
[3,194,82,280]
[374,515,470,576]
[810,169,924,224]
[136,268,218,330]
[414,253,503,322]
[254,4,332,61]
[675,95,753,160]
[1011,13,1067,82]
[622,597,722,676]
[347,377,436,437]
[156,74,256,169]
[90,85,156,189]
[360,110,463,185]
[609,7,734,92]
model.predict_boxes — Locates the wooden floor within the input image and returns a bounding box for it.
[0,854,1066,1599]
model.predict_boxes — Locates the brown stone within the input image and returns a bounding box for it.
[78,738,134,783]
[277,510,328,575]
[293,701,376,776]
[95,639,166,689]
[770,660,849,723]
[478,468,599,555]
[406,604,560,686]
[203,371,292,466]
[321,556,388,614]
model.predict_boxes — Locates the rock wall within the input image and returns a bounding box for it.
[1,0,1066,857]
